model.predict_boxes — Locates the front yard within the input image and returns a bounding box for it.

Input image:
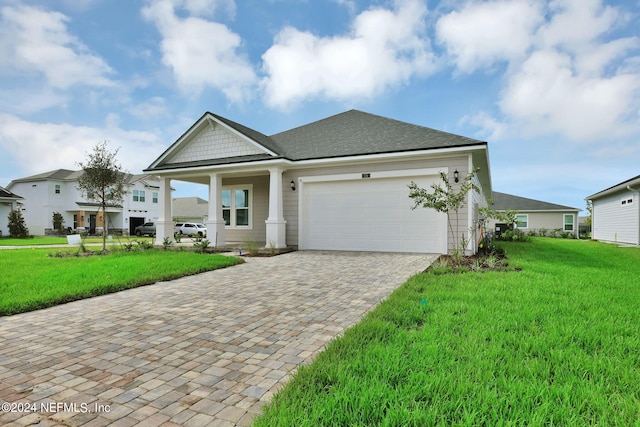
[254,239,640,426]
[0,248,242,316]
[0,236,152,246]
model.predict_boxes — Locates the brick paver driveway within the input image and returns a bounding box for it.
[0,251,436,426]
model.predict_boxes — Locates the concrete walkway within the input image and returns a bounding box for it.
[0,251,436,426]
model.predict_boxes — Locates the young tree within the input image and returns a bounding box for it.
[52,212,65,234]
[408,168,479,258]
[77,141,128,251]
[7,209,29,238]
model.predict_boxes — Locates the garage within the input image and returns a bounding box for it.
[299,172,447,253]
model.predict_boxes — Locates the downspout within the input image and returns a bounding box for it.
[628,185,640,246]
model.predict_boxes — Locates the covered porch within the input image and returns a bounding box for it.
[155,166,289,249]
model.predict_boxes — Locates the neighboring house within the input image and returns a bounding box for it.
[0,185,23,236]
[7,170,161,235]
[486,192,581,238]
[144,109,492,254]
[586,174,640,246]
[173,197,209,223]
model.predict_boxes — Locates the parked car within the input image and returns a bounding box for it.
[134,222,156,236]
[174,222,207,237]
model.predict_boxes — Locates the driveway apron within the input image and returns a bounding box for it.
[0,251,436,426]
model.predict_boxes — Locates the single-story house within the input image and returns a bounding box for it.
[0,185,23,236]
[586,174,640,246]
[144,109,492,254]
[172,197,209,223]
[7,170,162,235]
[487,192,581,238]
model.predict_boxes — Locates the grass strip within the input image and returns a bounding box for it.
[0,248,242,316]
[254,239,640,426]
[0,236,152,246]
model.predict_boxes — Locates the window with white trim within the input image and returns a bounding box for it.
[621,195,634,206]
[515,214,528,229]
[152,192,158,203]
[133,190,145,202]
[222,185,252,228]
[563,214,574,232]
[54,184,61,194]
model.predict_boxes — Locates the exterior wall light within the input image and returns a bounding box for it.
[454,169,459,183]
[290,180,296,191]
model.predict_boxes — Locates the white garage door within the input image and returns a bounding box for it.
[300,174,447,253]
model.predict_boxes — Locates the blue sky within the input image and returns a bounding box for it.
[1,0,639,212]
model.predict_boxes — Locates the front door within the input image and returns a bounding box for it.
[89,214,96,234]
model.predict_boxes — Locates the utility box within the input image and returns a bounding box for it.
[495,223,510,238]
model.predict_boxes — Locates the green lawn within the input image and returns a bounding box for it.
[254,239,640,426]
[0,248,242,316]
[0,236,152,246]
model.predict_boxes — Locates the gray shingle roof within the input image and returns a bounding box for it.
[270,110,485,160]
[491,192,580,211]
[0,185,21,199]
[586,174,640,200]
[10,169,157,186]
[146,109,487,172]
[11,169,81,182]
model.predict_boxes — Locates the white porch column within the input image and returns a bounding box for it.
[265,167,287,248]
[206,173,226,248]
[155,177,173,244]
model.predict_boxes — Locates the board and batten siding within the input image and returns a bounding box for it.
[592,190,639,245]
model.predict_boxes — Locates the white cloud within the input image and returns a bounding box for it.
[0,114,164,175]
[436,0,543,73]
[0,3,114,89]
[127,97,171,120]
[261,0,436,110]
[500,49,640,141]
[437,0,640,143]
[142,0,255,103]
[537,0,619,50]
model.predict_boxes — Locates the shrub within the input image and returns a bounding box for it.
[136,239,154,250]
[162,237,173,250]
[193,238,210,254]
[539,227,548,237]
[7,209,29,238]
[497,228,531,242]
[52,212,65,234]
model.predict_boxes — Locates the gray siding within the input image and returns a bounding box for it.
[222,176,269,243]
[486,211,578,237]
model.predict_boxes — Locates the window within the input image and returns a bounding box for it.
[152,192,158,203]
[133,190,146,202]
[515,214,528,229]
[563,214,574,232]
[222,186,252,228]
[54,184,61,194]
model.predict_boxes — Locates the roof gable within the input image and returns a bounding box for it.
[148,113,281,170]
[270,110,486,160]
[491,192,580,211]
[145,109,489,173]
